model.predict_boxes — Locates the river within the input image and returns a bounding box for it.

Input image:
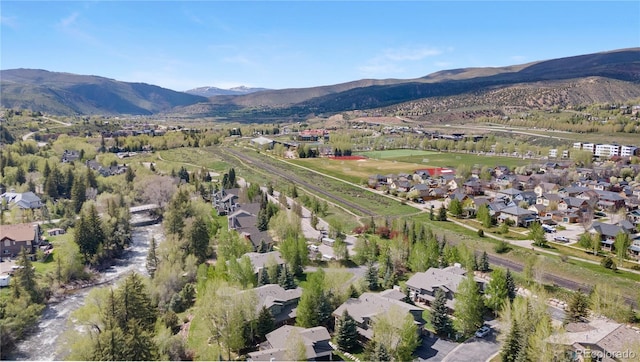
[8,223,164,361]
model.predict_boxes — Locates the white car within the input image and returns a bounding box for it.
[475,325,491,338]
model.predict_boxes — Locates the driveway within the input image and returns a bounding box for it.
[415,334,458,362]
[441,320,502,362]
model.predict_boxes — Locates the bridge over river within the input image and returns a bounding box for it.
[129,204,161,226]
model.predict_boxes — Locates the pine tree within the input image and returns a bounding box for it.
[256,306,275,341]
[189,215,210,263]
[438,204,447,221]
[565,289,590,323]
[336,310,359,352]
[278,265,296,290]
[431,288,453,336]
[366,261,378,291]
[146,237,158,278]
[373,342,391,361]
[479,251,490,272]
[506,269,516,302]
[501,318,522,362]
[15,248,43,303]
[258,267,270,286]
[71,174,87,213]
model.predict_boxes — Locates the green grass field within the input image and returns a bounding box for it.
[358,149,531,169]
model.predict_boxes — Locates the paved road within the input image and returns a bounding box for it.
[415,334,458,362]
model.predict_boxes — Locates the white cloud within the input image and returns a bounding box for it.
[59,12,80,28]
[1,15,18,29]
[383,47,443,61]
[510,55,527,62]
[358,45,445,77]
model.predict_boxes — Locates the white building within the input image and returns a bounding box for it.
[621,145,638,157]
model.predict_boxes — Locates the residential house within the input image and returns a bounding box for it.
[559,186,590,198]
[0,191,43,210]
[61,150,81,163]
[250,284,303,325]
[332,292,425,340]
[534,182,560,197]
[498,206,537,227]
[1,223,41,257]
[547,318,640,362]
[537,193,563,208]
[212,188,240,215]
[247,325,332,361]
[514,191,537,207]
[368,174,387,189]
[47,228,65,236]
[405,265,486,313]
[410,183,430,200]
[589,222,630,251]
[463,180,483,196]
[227,199,274,251]
[241,251,286,276]
[595,190,626,211]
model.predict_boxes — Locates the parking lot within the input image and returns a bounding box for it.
[545,222,585,245]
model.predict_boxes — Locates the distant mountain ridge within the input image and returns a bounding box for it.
[185,86,270,97]
[1,48,639,117]
[0,69,207,115]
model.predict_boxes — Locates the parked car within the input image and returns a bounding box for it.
[475,325,491,338]
[554,236,569,243]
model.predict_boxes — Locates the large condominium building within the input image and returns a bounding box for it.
[573,142,638,157]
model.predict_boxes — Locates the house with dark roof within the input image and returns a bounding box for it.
[547,318,640,362]
[1,191,42,210]
[241,251,286,276]
[405,265,486,313]
[250,284,303,325]
[247,325,332,361]
[1,223,41,257]
[227,196,274,251]
[498,206,537,227]
[589,222,631,251]
[332,291,425,340]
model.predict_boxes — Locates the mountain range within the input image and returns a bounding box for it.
[1,48,639,119]
[185,86,270,97]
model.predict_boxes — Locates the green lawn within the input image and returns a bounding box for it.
[358,149,530,169]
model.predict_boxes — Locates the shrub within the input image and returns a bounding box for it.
[601,256,617,270]
[477,229,484,237]
[495,240,510,254]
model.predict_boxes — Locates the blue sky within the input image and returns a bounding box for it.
[1,1,639,91]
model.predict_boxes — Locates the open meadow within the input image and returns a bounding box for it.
[358,149,531,168]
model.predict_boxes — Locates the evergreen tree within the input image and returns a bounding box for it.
[565,289,590,323]
[431,288,453,336]
[146,237,158,278]
[256,306,275,341]
[125,166,135,183]
[479,251,490,272]
[501,318,522,362]
[71,174,87,213]
[15,166,26,185]
[188,215,210,263]
[277,265,296,290]
[75,205,103,262]
[506,269,516,302]
[258,267,270,286]
[14,248,43,303]
[438,204,447,221]
[373,342,391,362]
[336,310,359,352]
[366,261,379,291]
[86,167,98,189]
